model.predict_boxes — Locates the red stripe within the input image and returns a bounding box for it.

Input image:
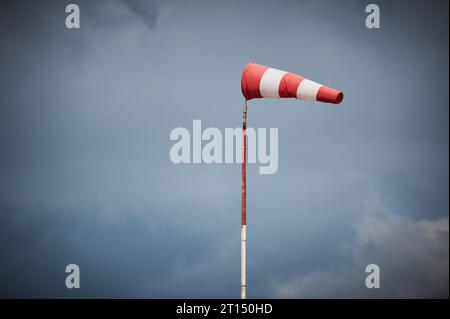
[241,126,246,225]
[241,63,268,100]
[316,86,343,104]
[278,72,304,98]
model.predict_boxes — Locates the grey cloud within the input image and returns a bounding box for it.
[272,195,449,298]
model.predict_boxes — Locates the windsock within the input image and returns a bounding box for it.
[241,63,343,104]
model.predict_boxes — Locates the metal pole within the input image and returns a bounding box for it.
[241,102,247,299]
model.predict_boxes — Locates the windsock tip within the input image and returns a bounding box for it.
[317,86,344,104]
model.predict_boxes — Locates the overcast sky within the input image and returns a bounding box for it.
[0,0,448,298]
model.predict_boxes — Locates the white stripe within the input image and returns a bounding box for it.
[259,68,287,98]
[241,225,246,299]
[296,79,322,101]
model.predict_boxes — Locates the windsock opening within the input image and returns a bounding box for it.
[241,63,343,104]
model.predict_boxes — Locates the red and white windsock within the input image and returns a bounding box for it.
[241,63,343,104]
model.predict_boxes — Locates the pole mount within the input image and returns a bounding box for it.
[242,100,248,129]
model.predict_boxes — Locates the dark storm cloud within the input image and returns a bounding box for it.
[0,202,238,298]
[122,0,161,29]
[0,0,448,298]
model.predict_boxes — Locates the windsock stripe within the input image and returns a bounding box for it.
[279,72,304,98]
[259,68,287,98]
[296,79,322,101]
[241,63,268,100]
[316,86,344,104]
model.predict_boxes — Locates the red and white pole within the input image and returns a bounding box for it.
[241,102,247,299]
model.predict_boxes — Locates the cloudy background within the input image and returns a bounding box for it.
[0,0,448,298]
